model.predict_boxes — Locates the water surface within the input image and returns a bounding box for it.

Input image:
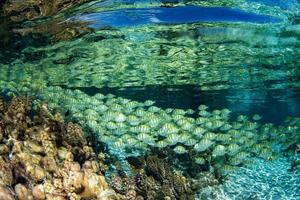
[78,6,281,29]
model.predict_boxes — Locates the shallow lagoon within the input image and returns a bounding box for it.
[0,0,300,199]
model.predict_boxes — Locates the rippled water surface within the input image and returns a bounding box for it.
[1,0,300,118]
[1,0,300,199]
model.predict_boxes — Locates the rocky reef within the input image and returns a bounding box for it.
[110,155,202,200]
[0,95,116,200]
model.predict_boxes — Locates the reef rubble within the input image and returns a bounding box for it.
[0,95,116,200]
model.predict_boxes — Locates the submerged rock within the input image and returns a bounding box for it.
[0,96,116,200]
[110,155,203,200]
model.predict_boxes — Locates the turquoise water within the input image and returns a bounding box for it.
[0,0,300,199]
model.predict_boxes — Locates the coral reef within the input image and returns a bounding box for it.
[0,95,116,200]
[110,155,199,200]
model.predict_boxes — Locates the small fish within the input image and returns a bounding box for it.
[173,145,187,154]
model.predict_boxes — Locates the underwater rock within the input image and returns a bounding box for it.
[32,184,45,200]
[0,186,14,200]
[15,183,34,200]
[111,155,195,200]
[0,157,13,186]
[0,95,116,200]
[191,172,219,190]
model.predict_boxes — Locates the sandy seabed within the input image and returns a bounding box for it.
[198,158,300,200]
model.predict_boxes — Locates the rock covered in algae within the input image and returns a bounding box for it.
[0,96,116,200]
